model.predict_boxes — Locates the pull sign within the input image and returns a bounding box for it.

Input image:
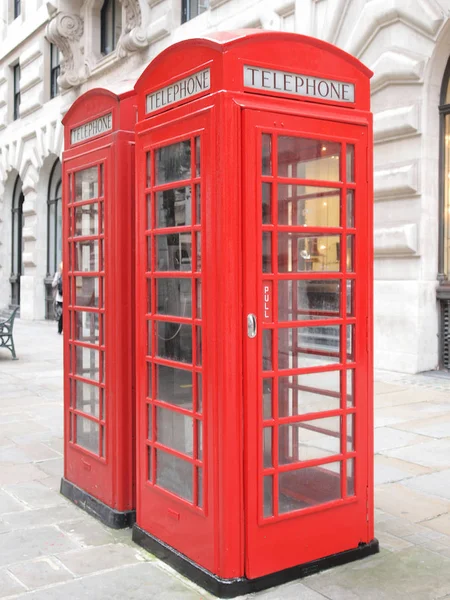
[263,281,272,322]
[247,314,257,338]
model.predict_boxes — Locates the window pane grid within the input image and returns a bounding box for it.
[261,132,358,520]
[145,135,204,510]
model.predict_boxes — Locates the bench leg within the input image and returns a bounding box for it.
[10,337,17,360]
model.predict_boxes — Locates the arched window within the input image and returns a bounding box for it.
[10,175,24,307]
[101,0,122,56]
[45,159,62,319]
[438,57,450,368]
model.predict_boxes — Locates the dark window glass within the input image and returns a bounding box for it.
[101,0,122,55]
[182,0,209,23]
[50,43,60,99]
[11,175,24,307]
[14,0,20,19]
[13,64,20,120]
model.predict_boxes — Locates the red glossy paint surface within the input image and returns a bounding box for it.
[62,89,137,512]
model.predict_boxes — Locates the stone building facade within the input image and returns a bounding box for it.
[0,0,449,374]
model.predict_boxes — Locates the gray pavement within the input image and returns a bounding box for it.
[1,320,450,599]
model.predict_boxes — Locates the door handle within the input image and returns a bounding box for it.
[247,314,257,338]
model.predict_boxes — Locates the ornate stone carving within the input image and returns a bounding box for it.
[116,0,148,58]
[46,12,90,89]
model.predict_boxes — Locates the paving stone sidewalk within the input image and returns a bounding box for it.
[1,320,450,599]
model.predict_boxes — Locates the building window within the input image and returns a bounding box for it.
[13,64,20,120]
[14,0,21,19]
[182,0,209,23]
[10,176,24,307]
[50,44,60,99]
[45,160,62,319]
[101,0,122,55]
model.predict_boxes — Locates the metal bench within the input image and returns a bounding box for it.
[0,307,19,360]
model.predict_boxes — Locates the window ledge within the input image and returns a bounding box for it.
[91,50,122,78]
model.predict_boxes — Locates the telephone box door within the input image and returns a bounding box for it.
[64,149,111,500]
[243,109,372,578]
[135,109,215,571]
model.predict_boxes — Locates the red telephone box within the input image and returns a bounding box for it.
[132,30,378,596]
[61,89,136,528]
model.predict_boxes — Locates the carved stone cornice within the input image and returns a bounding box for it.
[116,0,148,58]
[46,12,90,90]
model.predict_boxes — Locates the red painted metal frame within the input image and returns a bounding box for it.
[133,30,373,582]
[61,89,136,513]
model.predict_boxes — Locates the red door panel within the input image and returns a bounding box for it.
[243,109,371,578]
[135,110,215,571]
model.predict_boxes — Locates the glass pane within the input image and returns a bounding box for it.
[155,140,191,185]
[197,373,202,413]
[157,407,193,456]
[278,370,340,417]
[263,427,272,468]
[148,447,152,481]
[147,194,152,229]
[147,279,152,313]
[146,151,151,188]
[75,240,99,272]
[195,184,201,224]
[157,322,192,363]
[347,235,354,272]
[147,320,152,356]
[279,462,341,513]
[156,364,192,409]
[347,370,354,407]
[279,417,340,464]
[156,234,192,271]
[278,137,341,181]
[278,326,340,370]
[263,475,273,518]
[262,329,272,371]
[195,136,201,177]
[262,134,272,175]
[147,237,152,271]
[197,468,203,508]
[346,280,354,316]
[74,204,98,237]
[147,363,152,398]
[75,167,98,201]
[347,324,355,362]
[76,416,99,454]
[262,183,271,224]
[156,278,192,317]
[74,311,99,344]
[346,145,355,182]
[75,346,100,381]
[156,186,191,228]
[278,233,340,273]
[196,232,201,272]
[346,190,354,228]
[347,414,355,451]
[156,449,193,502]
[196,279,202,318]
[262,232,272,273]
[196,327,202,366]
[75,380,99,417]
[278,280,340,321]
[278,185,340,227]
[197,420,202,460]
[263,379,272,420]
[347,458,355,496]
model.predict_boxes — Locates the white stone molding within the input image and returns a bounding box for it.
[370,49,426,93]
[344,0,444,59]
[147,11,172,44]
[320,0,350,43]
[373,104,420,143]
[374,162,419,201]
[374,223,418,257]
[116,0,149,57]
[45,12,90,89]
[209,0,228,9]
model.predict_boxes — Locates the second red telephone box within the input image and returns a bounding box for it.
[132,30,378,596]
[61,89,136,528]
